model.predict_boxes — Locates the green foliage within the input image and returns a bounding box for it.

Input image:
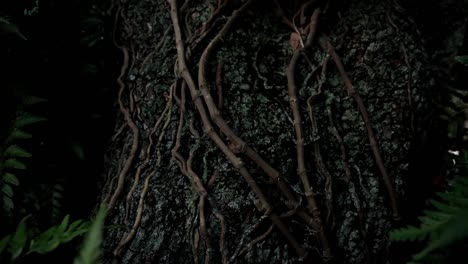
[390,151,468,263]
[0,106,46,217]
[438,55,468,141]
[51,183,65,222]
[80,8,105,48]
[455,55,468,65]
[0,16,27,40]
[74,205,107,264]
[438,87,468,140]
[0,215,90,261]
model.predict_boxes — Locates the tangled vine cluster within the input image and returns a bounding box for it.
[101,0,428,263]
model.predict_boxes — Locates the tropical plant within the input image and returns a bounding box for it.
[390,152,468,263]
[0,98,46,217]
[0,214,90,262]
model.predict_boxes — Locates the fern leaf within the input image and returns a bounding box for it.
[28,227,60,254]
[422,210,452,222]
[3,196,14,215]
[438,192,468,207]
[7,129,32,141]
[2,184,14,198]
[390,225,431,242]
[51,184,64,221]
[58,215,70,234]
[455,55,468,66]
[14,114,46,128]
[28,215,90,255]
[414,210,468,261]
[74,205,107,264]
[454,175,468,186]
[5,145,32,158]
[4,159,26,170]
[449,94,467,109]
[0,234,10,255]
[430,200,459,214]
[9,217,29,260]
[22,96,47,105]
[441,106,458,117]
[418,215,442,227]
[448,87,468,98]
[63,220,89,242]
[3,173,20,186]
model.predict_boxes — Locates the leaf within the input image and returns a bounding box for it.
[15,114,46,128]
[3,196,14,214]
[390,225,431,242]
[7,129,32,141]
[5,145,32,158]
[449,94,467,109]
[29,227,59,254]
[22,96,47,105]
[441,106,457,117]
[0,235,10,255]
[28,227,60,254]
[9,217,29,260]
[0,19,27,40]
[4,159,26,170]
[62,220,89,242]
[3,173,20,186]
[28,215,90,255]
[74,205,107,264]
[71,143,85,160]
[58,215,70,234]
[413,210,468,261]
[2,184,14,197]
[455,55,468,66]
[430,200,458,214]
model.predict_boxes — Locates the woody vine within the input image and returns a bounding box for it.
[101,0,425,263]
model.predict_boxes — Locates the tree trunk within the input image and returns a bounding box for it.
[98,0,441,263]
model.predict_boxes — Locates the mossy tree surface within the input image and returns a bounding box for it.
[98,0,456,263]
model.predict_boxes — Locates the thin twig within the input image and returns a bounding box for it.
[319,36,400,220]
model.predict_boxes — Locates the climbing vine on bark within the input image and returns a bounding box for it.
[100,0,435,263]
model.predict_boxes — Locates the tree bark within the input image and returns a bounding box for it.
[98,0,443,263]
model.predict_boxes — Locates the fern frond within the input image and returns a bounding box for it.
[4,145,32,158]
[3,173,19,186]
[14,114,46,128]
[8,216,29,260]
[422,210,451,222]
[391,168,468,263]
[22,96,47,105]
[3,159,26,170]
[430,200,459,214]
[6,128,32,141]
[2,184,14,198]
[438,192,468,207]
[28,215,90,255]
[2,196,14,215]
[51,183,64,221]
[390,225,432,242]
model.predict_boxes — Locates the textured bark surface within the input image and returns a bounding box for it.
[98,0,450,263]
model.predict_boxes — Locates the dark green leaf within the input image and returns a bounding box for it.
[4,159,26,170]
[3,173,20,186]
[2,184,14,197]
[74,205,107,264]
[9,217,29,260]
[5,145,32,158]
[15,114,46,128]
